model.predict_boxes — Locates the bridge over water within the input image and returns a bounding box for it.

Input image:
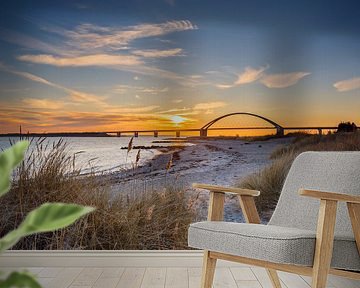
[106,112,340,137]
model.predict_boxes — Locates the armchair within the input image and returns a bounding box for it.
[188,152,360,288]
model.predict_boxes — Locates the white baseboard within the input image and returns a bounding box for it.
[0,250,247,267]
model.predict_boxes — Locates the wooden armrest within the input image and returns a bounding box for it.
[194,183,261,223]
[299,189,360,204]
[192,183,260,197]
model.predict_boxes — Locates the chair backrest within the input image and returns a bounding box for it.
[269,151,360,238]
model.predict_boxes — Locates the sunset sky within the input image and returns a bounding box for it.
[0,0,359,133]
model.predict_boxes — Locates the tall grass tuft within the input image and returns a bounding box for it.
[237,131,360,220]
[0,138,195,249]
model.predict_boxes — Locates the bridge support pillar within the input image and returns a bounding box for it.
[276,126,284,137]
[134,132,139,137]
[154,131,158,137]
[200,129,207,137]
[318,128,323,135]
[176,131,180,137]
[116,132,121,137]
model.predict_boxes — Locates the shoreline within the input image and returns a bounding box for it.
[106,137,292,221]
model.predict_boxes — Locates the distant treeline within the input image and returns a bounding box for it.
[337,122,358,133]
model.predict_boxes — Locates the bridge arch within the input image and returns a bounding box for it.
[200,112,284,137]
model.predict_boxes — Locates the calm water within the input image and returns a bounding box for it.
[0,136,185,173]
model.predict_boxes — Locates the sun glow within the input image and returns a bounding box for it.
[170,115,186,126]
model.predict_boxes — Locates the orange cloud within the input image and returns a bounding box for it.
[193,101,227,110]
[18,54,142,67]
[0,106,166,133]
[22,98,65,110]
[68,90,106,105]
[132,48,183,58]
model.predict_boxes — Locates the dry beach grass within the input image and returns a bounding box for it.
[237,131,360,220]
[0,138,195,249]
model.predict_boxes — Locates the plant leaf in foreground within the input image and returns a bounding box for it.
[0,203,95,251]
[0,271,41,288]
[0,141,29,197]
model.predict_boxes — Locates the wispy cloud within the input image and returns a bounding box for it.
[216,66,267,89]
[0,28,67,55]
[22,98,65,110]
[68,90,105,104]
[62,21,197,53]
[9,20,201,87]
[103,105,160,114]
[215,65,310,89]
[235,66,267,85]
[260,72,310,88]
[132,48,183,58]
[215,84,234,89]
[113,84,168,95]
[333,77,360,92]
[18,54,142,67]
[157,101,227,117]
[193,101,227,114]
[0,63,106,105]
[140,87,169,94]
[0,62,58,88]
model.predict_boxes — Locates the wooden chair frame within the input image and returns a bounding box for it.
[193,183,360,288]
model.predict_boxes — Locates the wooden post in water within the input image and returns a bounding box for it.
[154,131,158,137]
[134,131,139,137]
[176,131,180,137]
[116,132,121,137]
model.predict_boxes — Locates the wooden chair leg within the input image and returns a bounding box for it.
[266,269,282,288]
[347,202,360,254]
[201,250,217,288]
[312,200,337,288]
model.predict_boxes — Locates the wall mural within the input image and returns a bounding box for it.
[0,0,359,250]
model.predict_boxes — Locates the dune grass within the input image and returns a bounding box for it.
[0,138,195,250]
[237,131,360,220]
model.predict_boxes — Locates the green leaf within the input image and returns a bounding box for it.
[0,141,29,197]
[0,203,94,251]
[0,271,41,288]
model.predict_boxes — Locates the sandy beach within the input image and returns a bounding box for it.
[108,137,292,221]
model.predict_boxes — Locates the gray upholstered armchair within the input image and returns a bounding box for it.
[188,152,360,288]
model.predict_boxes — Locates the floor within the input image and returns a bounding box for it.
[1,251,359,288]
[2,266,360,288]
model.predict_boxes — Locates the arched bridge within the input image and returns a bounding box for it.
[200,112,284,137]
[107,112,340,137]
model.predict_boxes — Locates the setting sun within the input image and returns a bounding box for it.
[170,115,186,126]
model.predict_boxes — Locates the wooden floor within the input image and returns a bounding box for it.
[2,266,360,288]
[1,251,359,288]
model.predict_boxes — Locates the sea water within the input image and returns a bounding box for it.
[0,136,184,173]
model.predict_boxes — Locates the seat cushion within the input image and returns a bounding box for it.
[188,221,360,271]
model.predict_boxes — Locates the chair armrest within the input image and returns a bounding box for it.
[299,189,360,204]
[192,183,260,197]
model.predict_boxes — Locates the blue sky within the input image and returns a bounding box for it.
[0,0,360,133]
